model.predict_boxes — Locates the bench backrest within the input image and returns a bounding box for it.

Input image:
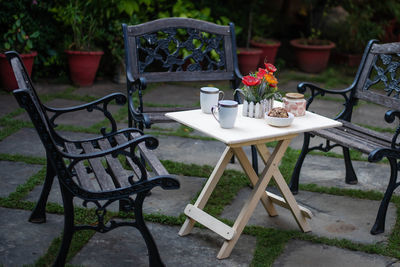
[354,40,400,111]
[123,17,241,85]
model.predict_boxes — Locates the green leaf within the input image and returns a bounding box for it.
[27,40,33,50]
[30,31,39,38]
[17,34,23,43]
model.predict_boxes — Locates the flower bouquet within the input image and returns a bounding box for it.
[235,63,281,118]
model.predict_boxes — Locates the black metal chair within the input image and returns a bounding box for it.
[122,17,259,172]
[9,51,179,266]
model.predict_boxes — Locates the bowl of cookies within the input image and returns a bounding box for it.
[265,107,294,127]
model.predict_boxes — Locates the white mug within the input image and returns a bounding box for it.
[211,100,238,129]
[200,87,224,114]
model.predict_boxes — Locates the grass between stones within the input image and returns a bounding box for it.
[0,81,399,266]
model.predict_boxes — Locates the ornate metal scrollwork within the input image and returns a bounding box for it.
[363,53,400,98]
[137,27,226,73]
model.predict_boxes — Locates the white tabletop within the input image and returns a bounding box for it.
[166,103,342,145]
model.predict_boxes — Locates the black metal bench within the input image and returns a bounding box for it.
[7,51,180,266]
[289,40,400,235]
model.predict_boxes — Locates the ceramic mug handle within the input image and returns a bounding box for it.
[218,91,224,101]
[211,105,219,123]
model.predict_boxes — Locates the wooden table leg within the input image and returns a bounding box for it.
[179,146,234,236]
[217,139,290,259]
[271,164,311,232]
[232,147,278,217]
[256,142,312,232]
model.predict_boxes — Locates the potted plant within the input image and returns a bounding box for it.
[237,4,262,75]
[290,0,335,73]
[51,0,103,86]
[250,13,280,66]
[250,37,281,66]
[235,62,281,118]
[0,13,39,91]
[325,6,384,67]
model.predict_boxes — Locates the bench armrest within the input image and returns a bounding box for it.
[127,76,152,129]
[368,147,400,162]
[297,82,355,120]
[368,110,400,162]
[384,110,400,149]
[44,93,127,135]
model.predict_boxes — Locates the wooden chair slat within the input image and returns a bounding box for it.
[64,142,101,192]
[114,134,146,180]
[130,132,169,176]
[81,142,116,191]
[97,139,131,188]
[340,120,393,144]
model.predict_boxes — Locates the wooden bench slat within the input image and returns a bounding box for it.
[114,134,146,180]
[130,132,169,176]
[115,133,168,177]
[81,142,116,191]
[97,139,132,188]
[339,120,393,145]
[340,127,392,148]
[313,127,380,154]
[64,142,102,192]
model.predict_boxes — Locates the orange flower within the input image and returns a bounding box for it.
[264,73,278,85]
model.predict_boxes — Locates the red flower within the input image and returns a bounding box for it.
[256,68,267,79]
[264,63,277,73]
[242,75,261,86]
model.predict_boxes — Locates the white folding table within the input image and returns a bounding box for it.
[166,104,341,259]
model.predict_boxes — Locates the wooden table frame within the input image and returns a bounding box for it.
[178,133,312,259]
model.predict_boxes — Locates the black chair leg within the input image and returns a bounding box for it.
[343,147,358,184]
[251,145,258,175]
[289,132,311,194]
[135,192,164,267]
[370,158,398,235]
[29,160,55,223]
[54,182,75,266]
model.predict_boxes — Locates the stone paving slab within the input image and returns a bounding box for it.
[0,128,97,158]
[25,175,206,217]
[272,240,399,267]
[299,154,394,194]
[221,188,396,245]
[0,161,42,198]
[70,223,256,267]
[73,80,125,98]
[0,207,63,266]
[0,93,19,117]
[34,81,72,95]
[15,98,123,127]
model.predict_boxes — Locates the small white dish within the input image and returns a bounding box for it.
[265,112,294,127]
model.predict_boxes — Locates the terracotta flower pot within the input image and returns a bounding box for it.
[237,48,262,75]
[0,51,37,92]
[250,39,281,66]
[332,52,362,67]
[65,50,104,86]
[290,39,335,73]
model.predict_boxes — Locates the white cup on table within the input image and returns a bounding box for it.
[211,100,238,129]
[200,87,224,114]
